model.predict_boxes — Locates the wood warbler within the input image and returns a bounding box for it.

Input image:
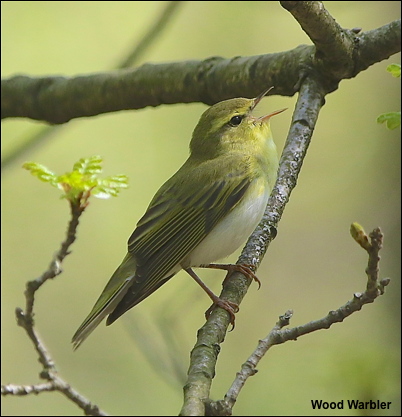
[72,88,285,349]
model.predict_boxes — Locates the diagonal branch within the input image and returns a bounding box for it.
[179,7,399,413]
[281,2,401,79]
[280,1,357,78]
[118,1,184,69]
[1,125,62,172]
[180,76,325,416]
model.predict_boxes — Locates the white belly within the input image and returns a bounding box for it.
[181,178,269,268]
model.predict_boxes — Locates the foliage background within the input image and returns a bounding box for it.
[1,2,400,416]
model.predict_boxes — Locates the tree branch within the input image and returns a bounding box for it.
[280,1,357,79]
[24,201,83,316]
[180,4,399,414]
[1,1,185,172]
[356,20,402,75]
[180,76,325,416]
[2,16,399,124]
[204,228,388,416]
[281,3,401,78]
[118,1,184,69]
[1,200,108,416]
[2,2,398,415]
[0,48,306,124]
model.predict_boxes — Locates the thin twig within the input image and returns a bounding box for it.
[206,228,388,415]
[1,201,108,416]
[1,378,107,417]
[24,201,83,316]
[2,382,57,395]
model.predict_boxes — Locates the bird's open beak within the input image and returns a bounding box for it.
[259,107,287,121]
[251,86,275,110]
[251,86,287,121]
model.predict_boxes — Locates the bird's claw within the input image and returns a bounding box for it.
[221,263,261,289]
[205,298,239,330]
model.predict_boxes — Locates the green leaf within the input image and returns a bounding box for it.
[376,65,400,130]
[56,171,97,201]
[387,64,401,78]
[377,112,401,130]
[73,155,103,176]
[23,156,129,207]
[22,162,57,185]
[93,175,129,199]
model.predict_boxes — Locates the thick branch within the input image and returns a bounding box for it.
[180,16,399,414]
[281,1,356,78]
[356,20,402,75]
[0,48,306,124]
[2,18,399,125]
[281,3,401,80]
[1,1,184,172]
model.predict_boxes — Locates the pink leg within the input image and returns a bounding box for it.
[185,268,239,327]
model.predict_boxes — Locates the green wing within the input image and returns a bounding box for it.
[72,253,137,349]
[106,157,252,324]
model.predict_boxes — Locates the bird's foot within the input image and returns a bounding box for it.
[202,263,261,289]
[205,297,239,330]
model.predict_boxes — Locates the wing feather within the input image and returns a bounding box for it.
[107,157,253,323]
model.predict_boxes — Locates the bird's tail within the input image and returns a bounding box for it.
[71,253,136,349]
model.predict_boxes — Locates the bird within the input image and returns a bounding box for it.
[72,88,285,349]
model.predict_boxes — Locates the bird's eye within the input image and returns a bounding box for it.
[229,115,243,127]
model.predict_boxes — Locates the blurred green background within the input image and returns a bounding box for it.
[1,1,400,416]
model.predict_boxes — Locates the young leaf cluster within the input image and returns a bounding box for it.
[23,155,128,206]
